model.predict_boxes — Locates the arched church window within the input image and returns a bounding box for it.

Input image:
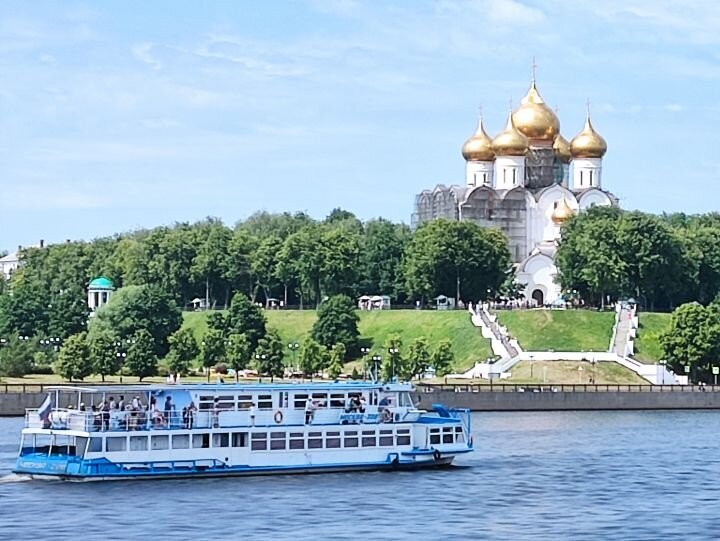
[503,169,507,183]
[579,170,583,186]
[589,170,594,185]
[512,169,516,185]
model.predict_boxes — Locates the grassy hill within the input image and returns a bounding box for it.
[495,309,615,352]
[504,360,648,385]
[182,309,492,372]
[634,312,671,363]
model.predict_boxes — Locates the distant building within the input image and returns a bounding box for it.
[412,74,615,306]
[0,240,45,280]
[88,277,114,314]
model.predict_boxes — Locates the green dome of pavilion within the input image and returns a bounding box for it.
[89,276,114,290]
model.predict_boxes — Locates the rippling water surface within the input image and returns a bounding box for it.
[2,411,720,540]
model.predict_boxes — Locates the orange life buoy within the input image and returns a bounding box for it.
[273,410,283,424]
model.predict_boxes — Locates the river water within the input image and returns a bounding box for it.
[1,411,719,540]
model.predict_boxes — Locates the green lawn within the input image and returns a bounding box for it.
[634,312,671,363]
[182,309,492,372]
[495,309,615,352]
[505,360,648,385]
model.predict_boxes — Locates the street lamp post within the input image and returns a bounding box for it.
[360,347,371,380]
[659,359,666,385]
[288,342,300,375]
[529,354,534,380]
[255,353,267,383]
[591,354,597,385]
[371,355,382,382]
[387,347,399,382]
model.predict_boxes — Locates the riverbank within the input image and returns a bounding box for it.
[4,383,720,415]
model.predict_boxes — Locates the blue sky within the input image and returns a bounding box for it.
[1,0,719,251]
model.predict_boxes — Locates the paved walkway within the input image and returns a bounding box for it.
[612,305,633,357]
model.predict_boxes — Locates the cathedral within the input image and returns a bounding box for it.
[411,74,616,306]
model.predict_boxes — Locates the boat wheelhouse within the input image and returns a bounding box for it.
[15,382,472,480]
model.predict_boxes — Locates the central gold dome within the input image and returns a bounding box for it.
[512,81,560,141]
[492,112,529,156]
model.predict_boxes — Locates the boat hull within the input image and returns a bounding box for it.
[14,455,458,482]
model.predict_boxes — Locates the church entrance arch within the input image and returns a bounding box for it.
[531,289,545,307]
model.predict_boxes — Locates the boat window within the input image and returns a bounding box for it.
[399,392,414,407]
[172,434,190,449]
[192,433,210,449]
[251,432,267,451]
[361,430,376,447]
[73,437,88,456]
[279,392,289,409]
[312,393,328,408]
[106,437,126,452]
[130,436,148,451]
[289,432,304,450]
[213,433,229,448]
[429,428,441,445]
[442,427,454,444]
[308,431,322,449]
[198,395,216,411]
[396,428,411,446]
[343,431,358,448]
[379,429,393,447]
[151,435,169,450]
[237,395,253,409]
[293,394,308,409]
[330,394,345,408]
[270,432,286,451]
[87,437,103,453]
[257,395,273,410]
[326,431,341,448]
[232,433,248,447]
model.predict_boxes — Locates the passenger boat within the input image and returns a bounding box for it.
[14,382,473,481]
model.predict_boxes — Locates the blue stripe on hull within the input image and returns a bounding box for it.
[14,456,458,481]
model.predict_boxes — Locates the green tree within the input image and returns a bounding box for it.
[251,236,283,305]
[327,343,346,379]
[403,219,512,303]
[167,328,199,376]
[88,328,121,382]
[311,295,360,354]
[359,219,411,300]
[125,329,158,381]
[201,328,226,370]
[56,332,93,381]
[190,219,232,308]
[299,337,325,378]
[254,329,285,380]
[226,333,251,382]
[320,228,362,296]
[88,284,182,358]
[0,335,35,378]
[226,293,267,350]
[277,226,324,307]
[432,339,455,381]
[660,302,720,381]
[407,337,432,380]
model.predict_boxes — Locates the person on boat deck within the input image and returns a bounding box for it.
[100,400,110,430]
[305,398,317,424]
[359,395,367,413]
[249,402,256,427]
[152,406,165,428]
[131,396,141,410]
[109,396,117,410]
[118,396,125,410]
[212,398,220,428]
[164,396,174,425]
[91,405,102,431]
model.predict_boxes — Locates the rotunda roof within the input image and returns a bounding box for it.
[89,277,114,289]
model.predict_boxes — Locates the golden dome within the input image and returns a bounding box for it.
[553,134,572,163]
[551,197,576,225]
[512,81,560,141]
[462,116,495,161]
[570,114,607,158]
[492,113,529,156]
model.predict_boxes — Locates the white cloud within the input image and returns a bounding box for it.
[664,103,683,112]
[131,43,161,70]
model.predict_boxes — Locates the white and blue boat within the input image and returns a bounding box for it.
[14,381,473,480]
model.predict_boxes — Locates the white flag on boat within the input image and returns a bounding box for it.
[38,393,52,422]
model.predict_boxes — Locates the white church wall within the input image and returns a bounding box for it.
[494,156,525,190]
[577,189,612,209]
[518,253,561,305]
[465,160,494,187]
[535,185,578,243]
[571,157,602,190]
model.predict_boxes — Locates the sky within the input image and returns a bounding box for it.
[1,0,720,251]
